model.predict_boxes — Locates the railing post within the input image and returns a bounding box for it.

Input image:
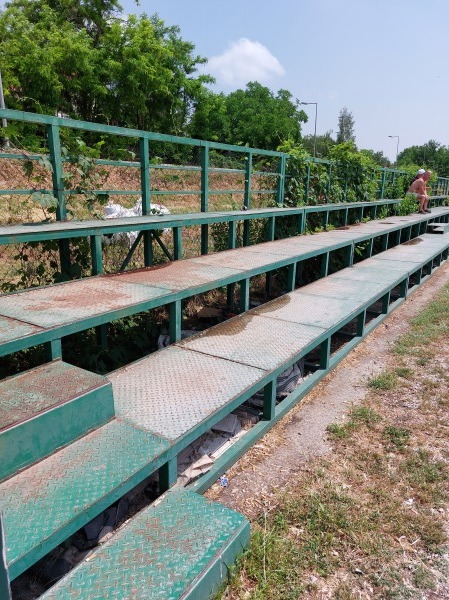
[201,144,210,255]
[276,154,286,206]
[139,136,153,266]
[243,152,252,246]
[263,380,276,421]
[320,337,330,369]
[159,457,177,492]
[0,513,11,600]
[287,262,297,292]
[268,216,275,241]
[173,227,182,260]
[169,300,182,343]
[48,123,71,278]
[239,278,250,313]
[244,151,252,210]
[90,235,103,275]
[304,163,311,203]
[44,339,62,361]
[380,169,386,199]
[48,124,66,221]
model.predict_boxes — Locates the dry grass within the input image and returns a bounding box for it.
[221,285,449,599]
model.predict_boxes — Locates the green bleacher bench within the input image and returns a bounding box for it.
[1,220,449,599]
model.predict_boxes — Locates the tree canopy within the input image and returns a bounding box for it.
[0,0,212,134]
[398,140,449,176]
[336,107,355,144]
[189,82,307,150]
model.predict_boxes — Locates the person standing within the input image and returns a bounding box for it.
[407,170,432,213]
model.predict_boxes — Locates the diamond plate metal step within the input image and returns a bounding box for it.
[0,361,115,481]
[427,221,449,234]
[0,418,170,580]
[1,207,448,359]
[40,489,250,600]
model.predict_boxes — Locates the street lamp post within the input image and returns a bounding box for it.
[300,102,318,157]
[388,135,399,166]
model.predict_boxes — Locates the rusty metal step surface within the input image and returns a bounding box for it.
[1,208,448,359]
[176,313,326,372]
[111,232,449,450]
[40,489,250,600]
[110,346,265,444]
[0,360,115,481]
[0,418,170,580]
[0,277,171,329]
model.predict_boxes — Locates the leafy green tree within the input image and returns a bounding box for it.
[336,107,356,144]
[329,141,377,201]
[0,1,212,147]
[302,131,336,159]
[224,83,306,149]
[398,140,449,175]
[188,90,231,142]
[360,148,391,167]
[190,83,307,151]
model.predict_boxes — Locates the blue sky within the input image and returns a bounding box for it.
[1,0,447,163]
[118,0,448,163]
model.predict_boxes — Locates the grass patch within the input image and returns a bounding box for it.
[367,370,398,390]
[327,405,381,440]
[383,426,410,450]
[393,366,413,379]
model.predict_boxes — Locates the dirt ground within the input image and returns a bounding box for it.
[206,262,449,519]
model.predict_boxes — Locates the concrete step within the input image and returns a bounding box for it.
[40,489,249,600]
[0,360,115,481]
[0,418,170,580]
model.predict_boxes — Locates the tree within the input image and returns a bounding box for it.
[302,131,336,159]
[0,1,212,143]
[398,140,449,176]
[360,148,391,167]
[336,107,356,144]
[190,82,307,150]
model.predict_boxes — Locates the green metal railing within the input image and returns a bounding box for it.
[1,109,448,279]
[2,109,448,218]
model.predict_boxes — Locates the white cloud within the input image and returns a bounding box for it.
[207,38,285,88]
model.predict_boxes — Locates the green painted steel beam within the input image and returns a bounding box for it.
[0,201,445,246]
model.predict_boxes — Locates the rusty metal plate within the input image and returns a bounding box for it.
[418,233,449,245]
[0,278,171,328]
[177,313,325,370]
[253,291,364,329]
[190,249,287,271]
[373,248,429,264]
[110,346,264,442]
[40,489,249,600]
[299,276,387,301]
[116,261,244,290]
[0,361,108,431]
[245,238,329,255]
[1,419,170,576]
[0,315,43,344]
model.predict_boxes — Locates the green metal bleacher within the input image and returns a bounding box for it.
[1,203,449,598]
[2,107,449,599]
